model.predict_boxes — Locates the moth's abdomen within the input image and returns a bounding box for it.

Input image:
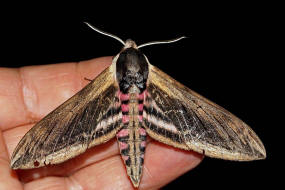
[116,91,146,187]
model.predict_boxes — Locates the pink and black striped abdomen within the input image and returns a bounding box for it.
[116,91,146,187]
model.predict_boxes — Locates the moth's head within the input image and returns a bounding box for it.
[124,39,137,49]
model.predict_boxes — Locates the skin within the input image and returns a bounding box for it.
[0,57,203,190]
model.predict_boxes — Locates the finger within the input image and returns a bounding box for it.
[67,142,202,190]
[7,137,149,182]
[22,156,129,190]
[0,57,112,131]
[14,139,119,182]
[14,139,202,189]
[0,130,23,190]
[4,124,33,158]
[139,142,203,189]
[0,68,29,130]
[23,176,67,190]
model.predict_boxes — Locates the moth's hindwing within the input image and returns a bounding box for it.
[143,64,266,161]
[11,63,122,169]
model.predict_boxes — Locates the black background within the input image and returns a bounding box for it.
[1,3,279,189]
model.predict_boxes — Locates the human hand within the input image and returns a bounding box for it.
[0,57,203,190]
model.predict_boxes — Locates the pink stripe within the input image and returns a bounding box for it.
[121,104,129,112]
[119,141,128,149]
[138,104,144,111]
[139,128,146,136]
[122,115,130,123]
[119,93,129,101]
[117,129,129,138]
[122,155,129,161]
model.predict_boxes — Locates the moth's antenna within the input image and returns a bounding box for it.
[137,36,187,49]
[84,22,126,46]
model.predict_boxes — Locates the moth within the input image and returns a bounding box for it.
[11,23,266,188]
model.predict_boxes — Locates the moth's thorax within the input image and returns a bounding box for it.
[116,47,149,94]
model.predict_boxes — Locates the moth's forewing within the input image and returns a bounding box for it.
[143,64,266,161]
[11,63,122,169]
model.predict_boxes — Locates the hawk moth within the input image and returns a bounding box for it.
[11,23,266,188]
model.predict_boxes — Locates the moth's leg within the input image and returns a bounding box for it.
[84,77,92,82]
